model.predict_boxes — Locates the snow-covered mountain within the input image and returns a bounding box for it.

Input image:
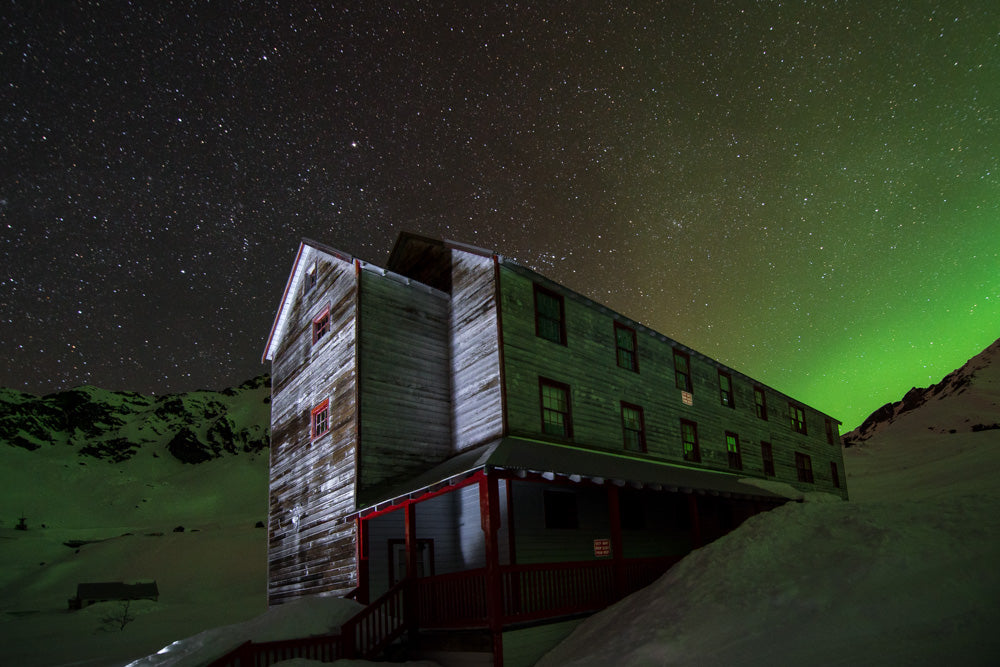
[842,337,1000,447]
[0,375,271,463]
[0,378,272,667]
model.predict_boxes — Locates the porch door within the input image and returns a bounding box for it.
[389,538,434,584]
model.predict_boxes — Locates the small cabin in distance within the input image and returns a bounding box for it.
[262,233,846,663]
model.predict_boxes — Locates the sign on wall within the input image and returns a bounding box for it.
[593,538,611,558]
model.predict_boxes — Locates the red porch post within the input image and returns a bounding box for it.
[356,516,370,604]
[404,501,418,642]
[480,470,504,666]
[607,484,626,598]
[688,493,703,548]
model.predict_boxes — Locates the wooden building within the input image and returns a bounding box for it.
[262,233,847,662]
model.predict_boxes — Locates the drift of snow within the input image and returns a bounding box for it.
[127,595,364,667]
[538,338,1000,666]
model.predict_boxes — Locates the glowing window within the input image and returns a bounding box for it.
[726,431,742,470]
[789,403,807,435]
[539,378,572,438]
[680,419,700,463]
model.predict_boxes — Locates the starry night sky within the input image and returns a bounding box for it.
[3,2,998,430]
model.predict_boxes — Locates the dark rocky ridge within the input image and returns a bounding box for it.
[0,375,270,463]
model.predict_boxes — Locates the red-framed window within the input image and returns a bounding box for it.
[795,452,814,483]
[680,419,700,463]
[754,386,768,420]
[312,307,330,344]
[621,402,646,452]
[534,283,566,345]
[725,431,742,470]
[825,418,837,445]
[789,403,807,435]
[673,350,692,393]
[830,461,841,488]
[761,441,775,476]
[719,371,735,408]
[539,377,572,438]
[311,399,330,439]
[614,322,639,372]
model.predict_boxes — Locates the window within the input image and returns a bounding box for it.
[830,461,841,488]
[825,419,837,445]
[312,307,330,344]
[795,452,814,483]
[621,402,646,452]
[789,403,807,435]
[725,431,742,470]
[754,386,768,420]
[674,350,692,392]
[614,322,638,372]
[539,378,572,438]
[304,262,318,293]
[719,371,735,408]
[619,491,646,530]
[543,491,578,529]
[761,441,774,476]
[680,419,700,463]
[311,399,330,439]
[534,284,566,345]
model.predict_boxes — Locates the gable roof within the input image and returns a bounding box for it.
[262,238,354,362]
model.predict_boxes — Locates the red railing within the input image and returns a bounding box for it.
[206,634,341,667]
[417,568,489,627]
[206,556,679,666]
[340,578,408,658]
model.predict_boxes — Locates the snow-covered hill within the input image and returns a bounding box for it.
[537,338,1000,666]
[0,378,272,667]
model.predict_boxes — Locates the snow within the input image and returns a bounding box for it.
[537,339,1000,666]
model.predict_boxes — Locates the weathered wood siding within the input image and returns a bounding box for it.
[357,267,451,503]
[499,263,848,499]
[268,249,359,605]
[449,250,503,452]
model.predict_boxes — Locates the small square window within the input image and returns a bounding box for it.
[830,461,841,488]
[312,307,330,344]
[621,402,646,452]
[539,377,572,439]
[754,387,768,420]
[789,403,807,435]
[311,399,330,439]
[614,322,638,372]
[674,350,692,393]
[680,419,700,463]
[726,431,742,470]
[795,452,814,483]
[543,491,578,529]
[534,284,566,345]
[761,441,774,477]
[719,371,735,408]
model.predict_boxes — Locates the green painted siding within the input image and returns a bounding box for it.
[499,263,847,499]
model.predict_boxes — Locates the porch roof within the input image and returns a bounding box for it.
[352,437,793,518]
